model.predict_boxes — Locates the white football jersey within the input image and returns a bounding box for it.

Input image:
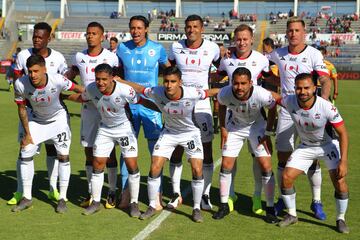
[281,95,343,146]
[14,73,74,123]
[269,45,328,97]
[85,81,139,128]
[168,39,220,90]
[15,48,68,75]
[218,85,276,128]
[218,50,270,85]
[143,86,208,133]
[72,48,119,88]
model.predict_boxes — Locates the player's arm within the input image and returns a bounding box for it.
[62,93,83,103]
[64,65,79,81]
[334,123,348,179]
[262,70,280,87]
[138,97,161,113]
[219,103,228,149]
[206,88,220,97]
[161,60,171,68]
[70,83,84,93]
[114,77,145,93]
[318,74,331,100]
[331,68,339,100]
[17,103,33,147]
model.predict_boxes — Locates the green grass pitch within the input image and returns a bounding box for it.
[0,77,359,239]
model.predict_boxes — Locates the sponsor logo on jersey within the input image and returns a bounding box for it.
[189,51,198,55]
[280,56,285,60]
[194,147,202,153]
[135,50,143,55]
[237,62,246,66]
[333,113,339,120]
[115,97,121,103]
[124,50,131,54]
[51,87,56,93]
[81,59,85,63]
[103,59,108,63]
[252,61,256,66]
[154,144,160,150]
[289,57,297,61]
[314,113,321,119]
[301,112,309,117]
[180,50,185,54]
[50,61,55,67]
[148,49,156,57]
[203,50,208,56]
[302,57,307,63]
[89,59,97,64]
[229,62,234,66]
[128,146,136,152]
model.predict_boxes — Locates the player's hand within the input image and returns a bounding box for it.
[333,91,338,100]
[220,127,228,149]
[258,135,273,155]
[21,134,34,148]
[113,76,124,82]
[225,47,236,58]
[336,160,348,179]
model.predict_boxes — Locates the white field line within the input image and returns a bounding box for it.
[132,157,222,240]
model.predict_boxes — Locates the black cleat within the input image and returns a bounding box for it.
[139,206,156,220]
[265,207,279,224]
[12,198,33,212]
[336,219,350,234]
[192,208,203,223]
[129,202,141,218]
[212,203,230,220]
[82,201,101,215]
[278,214,298,227]
[56,199,68,214]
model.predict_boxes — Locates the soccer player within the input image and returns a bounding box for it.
[266,17,331,219]
[116,15,170,209]
[12,55,83,213]
[276,73,349,234]
[212,67,280,223]
[77,64,158,216]
[8,22,68,205]
[66,22,119,208]
[118,66,219,222]
[318,46,338,101]
[214,24,272,214]
[262,37,279,92]
[168,14,220,210]
[109,37,118,53]
[6,47,21,91]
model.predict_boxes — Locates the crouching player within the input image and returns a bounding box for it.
[277,73,349,234]
[212,67,280,223]
[12,55,84,213]
[118,66,219,222]
[79,64,158,217]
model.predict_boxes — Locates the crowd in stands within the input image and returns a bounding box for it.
[269,10,294,24]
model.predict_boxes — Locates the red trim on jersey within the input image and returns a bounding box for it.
[204,90,209,99]
[68,82,75,91]
[87,48,104,57]
[15,100,26,105]
[14,69,23,76]
[236,50,252,60]
[331,120,344,128]
[185,39,204,49]
[315,70,329,76]
[288,45,307,55]
[35,85,46,90]
[276,98,282,105]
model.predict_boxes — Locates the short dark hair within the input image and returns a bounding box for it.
[295,73,313,83]
[26,55,46,69]
[185,14,204,26]
[263,37,275,49]
[110,37,118,43]
[163,66,182,80]
[87,22,105,33]
[129,15,149,28]
[95,63,113,76]
[234,24,253,37]
[232,67,252,82]
[34,22,52,34]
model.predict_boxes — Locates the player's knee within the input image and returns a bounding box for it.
[58,155,69,163]
[191,165,202,178]
[282,170,294,188]
[128,167,139,175]
[45,144,57,156]
[93,157,106,170]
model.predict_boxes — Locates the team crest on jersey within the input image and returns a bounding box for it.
[129,88,135,97]
[154,144,160,150]
[50,62,55,67]
[115,97,121,103]
[203,50,208,56]
[302,57,307,63]
[148,49,156,57]
[314,113,321,119]
[252,61,256,66]
[51,87,56,93]
[185,101,191,107]
[333,113,339,120]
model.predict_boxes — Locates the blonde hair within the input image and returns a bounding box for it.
[286,17,305,29]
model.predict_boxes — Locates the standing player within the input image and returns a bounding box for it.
[214,24,272,214]
[168,14,220,210]
[212,67,279,223]
[318,46,338,101]
[109,37,118,53]
[267,17,331,219]
[8,22,68,205]
[6,47,21,91]
[12,55,83,213]
[66,22,119,208]
[116,15,170,209]
[118,66,219,222]
[79,64,159,216]
[276,73,349,234]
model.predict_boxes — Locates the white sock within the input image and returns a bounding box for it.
[91,171,104,202]
[16,158,23,193]
[86,165,93,194]
[107,167,118,192]
[219,171,232,203]
[230,161,237,197]
[21,160,34,200]
[148,176,161,208]
[203,163,213,196]
[307,167,322,202]
[58,161,71,200]
[169,162,182,194]
[128,171,140,203]
[335,192,349,221]
[262,171,275,207]
[281,188,297,216]
[253,158,262,198]
[46,156,58,192]
[192,178,204,209]
[277,166,284,196]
